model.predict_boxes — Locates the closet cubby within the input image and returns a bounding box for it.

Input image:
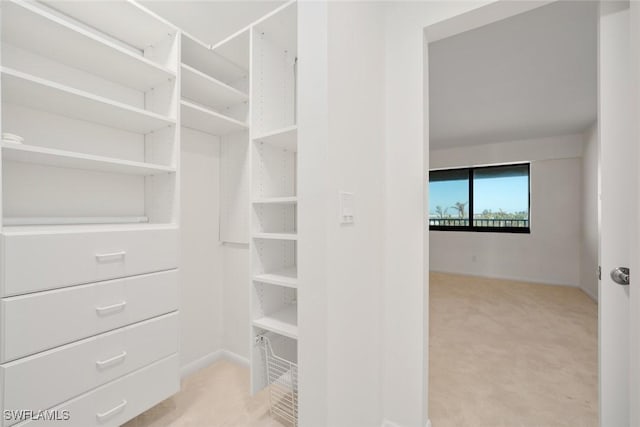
[179,31,250,137]
[252,282,297,338]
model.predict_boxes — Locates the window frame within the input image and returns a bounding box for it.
[429,163,531,234]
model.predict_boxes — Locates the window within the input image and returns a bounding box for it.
[429,163,530,233]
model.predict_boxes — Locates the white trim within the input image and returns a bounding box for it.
[426,419,432,427]
[180,350,224,379]
[180,350,250,379]
[580,285,598,303]
[222,350,250,367]
[429,269,581,288]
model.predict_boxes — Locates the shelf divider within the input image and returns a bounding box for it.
[253,125,297,152]
[180,100,248,135]
[252,304,298,339]
[1,142,175,175]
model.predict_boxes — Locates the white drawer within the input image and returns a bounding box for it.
[9,354,179,427]
[1,313,178,426]
[0,226,178,297]
[0,269,178,362]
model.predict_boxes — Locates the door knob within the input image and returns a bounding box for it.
[610,267,630,285]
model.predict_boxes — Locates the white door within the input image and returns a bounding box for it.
[599,2,635,426]
[630,2,640,426]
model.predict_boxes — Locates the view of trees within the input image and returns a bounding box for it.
[431,204,527,220]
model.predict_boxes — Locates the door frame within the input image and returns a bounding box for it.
[421,1,637,425]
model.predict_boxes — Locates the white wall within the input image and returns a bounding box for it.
[298,2,386,425]
[429,134,583,287]
[221,243,250,361]
[581,124,598,300]
[325,3,386,426]
[179,128,224,374]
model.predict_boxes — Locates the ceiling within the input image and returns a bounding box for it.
[141,1,285,45]
[429,0,597,149]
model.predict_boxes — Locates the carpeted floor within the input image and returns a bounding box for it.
[126,272,597,427]
[429,272,598,427]
[122,359,287,427]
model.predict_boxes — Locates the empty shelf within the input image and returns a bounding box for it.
[181,64,248,110]
[40,0,176,51]
[253,232,297,241]
[253,125,297,152]
[253,305,298,340]
[252,197,297,205]
[1,68,176,134]
[253,267,298,288]
[181,33,248,86]
[1,222,178,236]
[180,100,248,135]
[1,143,175,175]
[3,1,175,92]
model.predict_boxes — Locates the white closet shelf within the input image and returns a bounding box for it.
[40,0,177,51]
[181,64,248,110]
[253,232,297,241]
[3,216,149,227]
[3,1,176,92]
[252,197,297,205]
[253,125,297,152]
[1,222,178,236]
[181,100,248,135]
[253,267,298,289]
[253,305,298,340]
[181,33,248,86]
[1,68,176,134]
[1,143,175,176]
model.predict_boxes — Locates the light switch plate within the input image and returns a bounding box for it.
[339,191,354,224]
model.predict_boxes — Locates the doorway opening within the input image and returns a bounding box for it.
[425,2,599,425]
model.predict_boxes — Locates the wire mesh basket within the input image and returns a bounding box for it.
[258,335,298,426]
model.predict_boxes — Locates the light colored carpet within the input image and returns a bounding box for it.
[429,272,598,427]
[126,272,597,427]
[122,359,287,427]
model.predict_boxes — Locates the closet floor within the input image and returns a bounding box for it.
[123,359,287,427]
[429,272,598,427]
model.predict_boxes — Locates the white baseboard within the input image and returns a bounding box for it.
[180,350,224,379]
[180,349,250,379]
[222,350,250,367]
[579,285,598,302]
[430,269,579,288]
[381,419,431,427]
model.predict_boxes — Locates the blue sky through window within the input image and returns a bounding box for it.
[473,175,528,214]
[429,166,529,218]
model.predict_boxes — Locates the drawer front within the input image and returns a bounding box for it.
[10,354,179,427]
[1,269,178,362]
[2,313,178,425]
[1,227,178,297]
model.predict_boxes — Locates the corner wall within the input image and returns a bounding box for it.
[429,134,584,287]
[179,128,224,374]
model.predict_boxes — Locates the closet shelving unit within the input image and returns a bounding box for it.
[250,2,299,425]
[1,1,181,426]
[180,31,250,137]
[1,0,180,229]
